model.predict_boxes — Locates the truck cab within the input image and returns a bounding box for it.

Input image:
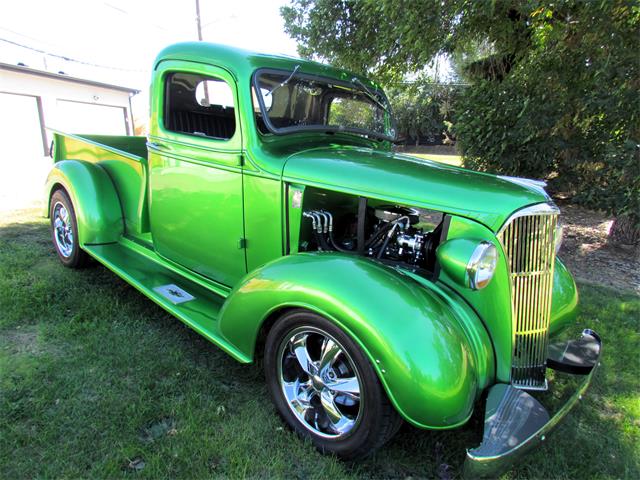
[45,42,601,477]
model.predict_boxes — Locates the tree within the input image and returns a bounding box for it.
[386,80,461,146]
[282,0,640,247]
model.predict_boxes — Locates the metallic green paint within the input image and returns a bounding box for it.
[147,60,246,286]
[44,159,123,245]
[549,259,579,335]
[51,132,149,236]
[282,147,547,232]
[217,252,492,428]
[436,238,486,289]
[82,239,248,363]
[437,216,580,383]
[43,42,586,464]
[243,173,284,271]
[437,215,514,382]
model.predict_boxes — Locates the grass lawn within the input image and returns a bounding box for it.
[1,208,638,479]
[404,153,463,167]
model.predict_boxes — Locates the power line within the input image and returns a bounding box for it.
[0,37,146,72]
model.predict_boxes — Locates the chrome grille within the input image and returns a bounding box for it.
[499,204,559,390]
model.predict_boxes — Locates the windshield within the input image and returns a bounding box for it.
[253,69,396,141]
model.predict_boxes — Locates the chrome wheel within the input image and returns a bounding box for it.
[53,201,74,258]
[277,326,362,438]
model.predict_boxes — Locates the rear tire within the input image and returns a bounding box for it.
[264,309,402,459]
[50,189,88,268]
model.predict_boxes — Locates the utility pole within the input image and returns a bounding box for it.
[195,0,210,105]
[195,0,204,41]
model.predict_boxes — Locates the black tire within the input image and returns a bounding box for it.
[264,309,402,459]
[49,189,88,268]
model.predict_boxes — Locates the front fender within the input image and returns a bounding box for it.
[218,253,493,429]
[549,258,579,336]
[44,160,123,245]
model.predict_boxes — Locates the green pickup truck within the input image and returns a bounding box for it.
[45,42,601,476]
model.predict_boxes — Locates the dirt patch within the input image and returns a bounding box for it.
[0,326,62,357]
[557,204,639,294]
[1,326,42,356]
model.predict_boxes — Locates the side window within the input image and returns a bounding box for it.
[164,72,236,140]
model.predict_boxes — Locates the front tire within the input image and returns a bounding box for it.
[50,189,88,268]
[264,309,402,459]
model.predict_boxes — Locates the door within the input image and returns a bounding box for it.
[148,61,245,286]
[0,92,49,210]
[55,100,128,135]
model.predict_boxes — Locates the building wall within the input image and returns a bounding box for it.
[0,67,136,211]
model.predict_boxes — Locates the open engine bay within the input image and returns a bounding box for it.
[296,187,446,274]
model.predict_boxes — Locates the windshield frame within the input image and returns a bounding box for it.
[252,67,397,142]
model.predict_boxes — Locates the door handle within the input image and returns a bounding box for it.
[147,141,170,151]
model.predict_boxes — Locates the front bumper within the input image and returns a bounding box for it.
[464,329,602,478]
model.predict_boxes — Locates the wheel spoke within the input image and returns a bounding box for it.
[320,389,355,434]
[319,337,341,375]
[283,379,313,416]
[279,327,361,439]
[320,389,342,423]
[291,333,317,375]
[60,206,69,223]
[326,376,360,397]
[53,204,74,258]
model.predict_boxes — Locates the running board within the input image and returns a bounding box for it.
[83,241,251,363]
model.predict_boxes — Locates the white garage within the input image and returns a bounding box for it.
[0,63,139,211]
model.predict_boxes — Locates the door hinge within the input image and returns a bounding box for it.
[237,238,247,249]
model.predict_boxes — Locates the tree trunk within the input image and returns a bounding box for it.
[608,214,640,256]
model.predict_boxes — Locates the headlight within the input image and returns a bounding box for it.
[555,220,564,254]
[466,242,498,290]
[436,238,499,290]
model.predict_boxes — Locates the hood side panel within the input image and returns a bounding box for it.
[283,146,547,231]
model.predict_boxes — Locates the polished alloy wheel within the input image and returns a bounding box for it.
[53,201,74,258]
[277,326,362,438]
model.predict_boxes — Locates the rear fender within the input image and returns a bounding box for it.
[44,160,123,245]
[218,253,493,429]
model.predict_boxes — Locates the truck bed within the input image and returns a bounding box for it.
[51,132,150,238]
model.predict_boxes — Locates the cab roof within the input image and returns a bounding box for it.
[154,41,379,88]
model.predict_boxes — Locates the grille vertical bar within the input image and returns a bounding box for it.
[498,205,558,390]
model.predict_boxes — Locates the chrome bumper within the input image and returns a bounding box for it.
[464,329,602,478]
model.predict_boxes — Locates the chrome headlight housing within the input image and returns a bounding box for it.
[466,242,498,290]
[436,239,499,291]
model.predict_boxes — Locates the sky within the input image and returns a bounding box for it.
[1,0,452,125]
[0,0,299,89]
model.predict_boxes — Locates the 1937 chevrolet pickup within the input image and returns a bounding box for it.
[45,42,601,476]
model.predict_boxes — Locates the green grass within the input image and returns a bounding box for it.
[404,153,463,167]
[1,209,638,479]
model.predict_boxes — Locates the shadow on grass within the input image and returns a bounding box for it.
[1,217,638,479]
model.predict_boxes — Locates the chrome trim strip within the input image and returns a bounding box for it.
[497,203,560,236]
[498,175,551,199]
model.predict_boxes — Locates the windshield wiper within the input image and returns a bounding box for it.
[351,77,390,114]
[265,65,300,97]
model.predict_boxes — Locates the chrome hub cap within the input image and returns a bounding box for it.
[277,327,362,438]
[53,202,74,258]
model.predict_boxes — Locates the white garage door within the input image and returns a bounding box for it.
[0,92,51,211]
[55,100,128,135]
